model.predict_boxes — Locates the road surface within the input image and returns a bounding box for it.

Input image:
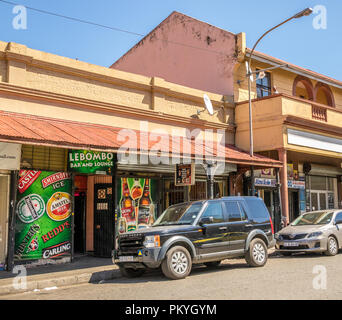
[3,252,342,300]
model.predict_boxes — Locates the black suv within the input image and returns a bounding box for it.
[113,196,275,280]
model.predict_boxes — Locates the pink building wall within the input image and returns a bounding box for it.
[111,12,237,96]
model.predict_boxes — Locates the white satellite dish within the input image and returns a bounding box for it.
[203,94,214,115]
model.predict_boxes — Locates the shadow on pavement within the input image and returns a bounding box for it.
[97,261,250,285]
[0,254,114,281]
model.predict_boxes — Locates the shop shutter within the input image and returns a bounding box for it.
[21,145,67,171]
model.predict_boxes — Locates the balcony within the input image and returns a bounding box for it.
[235,93,342,153]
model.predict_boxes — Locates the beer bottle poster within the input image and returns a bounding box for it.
[117,178,157,234]
[15,170,73,261]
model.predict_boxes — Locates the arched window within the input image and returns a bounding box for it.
[292,76,314,101]
[314,82,335,107]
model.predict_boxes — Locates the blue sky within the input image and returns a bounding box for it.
[0,0,340,81]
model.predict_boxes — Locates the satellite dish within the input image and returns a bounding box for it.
[203,94,214,115]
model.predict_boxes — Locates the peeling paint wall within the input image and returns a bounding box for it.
[112,12,237,96]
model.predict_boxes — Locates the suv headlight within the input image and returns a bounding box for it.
[143,235,160,248]
[275,233,282,241]
[307,232,323,238]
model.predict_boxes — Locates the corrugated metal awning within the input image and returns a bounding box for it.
[0,111,282,168]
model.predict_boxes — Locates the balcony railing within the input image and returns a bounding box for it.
[312,104,327,122]
[236,93,341,129]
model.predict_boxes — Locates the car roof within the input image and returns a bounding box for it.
[302,209,342,214]
[220,196,259,200]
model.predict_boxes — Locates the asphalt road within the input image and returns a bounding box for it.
[3,251,342,300]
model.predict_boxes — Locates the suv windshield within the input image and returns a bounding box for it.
[292,211,334,226]
[153,202,203,226]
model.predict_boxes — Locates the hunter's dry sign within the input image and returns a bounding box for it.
[14,170,72,261]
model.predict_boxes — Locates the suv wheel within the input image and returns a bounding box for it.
[119,266,146,278]
[325,236,338,256]
[161,246,192,280]
[245,238,268,267]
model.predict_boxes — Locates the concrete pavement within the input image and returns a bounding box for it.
[0,249,277,297]
[4,249,342,300]
[0,254,120,296]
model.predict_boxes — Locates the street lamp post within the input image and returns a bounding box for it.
[247,7,313,197]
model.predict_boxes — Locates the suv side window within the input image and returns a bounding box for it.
[201,201,224,224]
[238,202,248,221]
[244,198,270,223]
[224,201,243,222]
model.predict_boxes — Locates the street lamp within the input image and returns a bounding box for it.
[247,7,313,196]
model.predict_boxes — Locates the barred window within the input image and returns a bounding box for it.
[256,71,272,98]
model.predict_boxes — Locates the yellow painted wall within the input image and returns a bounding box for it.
[0,41,234,145]
[234,57,342,110]
[235,95,342,156]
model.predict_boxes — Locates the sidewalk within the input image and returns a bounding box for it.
[0,249,278,297]
[0,254,120,297]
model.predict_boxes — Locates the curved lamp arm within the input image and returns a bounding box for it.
[247,8,313,75]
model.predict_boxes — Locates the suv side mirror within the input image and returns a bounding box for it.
[199,216,213,226]
[334,219,342,225]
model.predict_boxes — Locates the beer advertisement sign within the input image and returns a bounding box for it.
[68,149,114,174]
[117,178,157,234]
[15,170,72,261]
[175,163,195,186]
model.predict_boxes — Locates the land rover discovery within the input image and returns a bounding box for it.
[113,196,275,280]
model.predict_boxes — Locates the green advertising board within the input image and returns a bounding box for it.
[15,170,73,261]
[68,149,114,174]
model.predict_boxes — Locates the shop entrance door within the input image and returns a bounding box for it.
[289,190,299,222]
[94,183,114,257]
[311,192,327,211]
[263,190,272,216]
[74,192,86,254]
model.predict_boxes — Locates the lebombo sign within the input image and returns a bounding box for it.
[68,149,114,174]
[14,170,72,261]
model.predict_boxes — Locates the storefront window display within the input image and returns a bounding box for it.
[306,176,336,211]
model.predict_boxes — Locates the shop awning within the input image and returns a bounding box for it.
[0,111,282,168]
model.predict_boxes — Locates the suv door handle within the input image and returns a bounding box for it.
[219,226,227,230]
[245,224,253,228]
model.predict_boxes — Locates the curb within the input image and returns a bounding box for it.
[0,267,121,296]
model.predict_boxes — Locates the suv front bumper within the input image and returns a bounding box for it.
[113,247,162,269]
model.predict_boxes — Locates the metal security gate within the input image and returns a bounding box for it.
[94,183,114,257]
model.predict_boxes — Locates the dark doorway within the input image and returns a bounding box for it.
[273,189,281,233]
[74,192,86,254]
[289,190,300,222]
[263,190,272,215]
[94,183,114,257]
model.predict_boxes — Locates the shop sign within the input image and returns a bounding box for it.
[117,178,157,233]
[14,170,72,261]
[0,142,21,170]
[261,168,272,176]
[175,163,195,186]
[288,180,305,189]
[255,178,277,187]
[68,150,114,174]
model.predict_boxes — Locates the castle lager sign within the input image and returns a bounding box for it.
[68,149,114,174]
[14,170,72,261]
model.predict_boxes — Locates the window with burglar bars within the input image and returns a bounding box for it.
[256,71,272,98]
